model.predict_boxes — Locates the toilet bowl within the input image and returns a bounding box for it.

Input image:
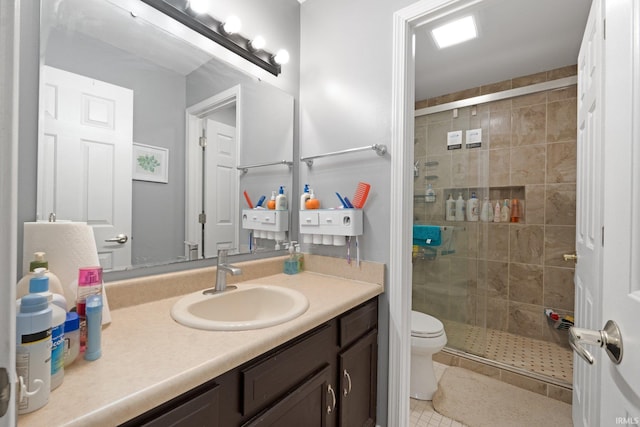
[410,310,447,400]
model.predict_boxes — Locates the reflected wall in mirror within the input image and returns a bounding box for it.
[38,0,294,271]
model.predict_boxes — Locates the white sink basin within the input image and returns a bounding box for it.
[171,284,309,331]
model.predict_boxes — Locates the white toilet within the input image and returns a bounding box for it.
[410,310,447,400]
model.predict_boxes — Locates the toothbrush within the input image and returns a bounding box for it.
[336,192,349,208]
[356,236,360,267]
[255,195,266,207]
[243,191,254,209]
[347,236,351,264]
[343,196,354,208]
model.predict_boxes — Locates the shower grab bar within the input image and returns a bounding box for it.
[237,160,293,174]
[301,144,387,167]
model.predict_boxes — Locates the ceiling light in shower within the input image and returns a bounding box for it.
[431,15,477,49]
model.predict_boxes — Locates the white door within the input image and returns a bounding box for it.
[573,0,640,425]
[38,66,133,270]
[203,119,238,258]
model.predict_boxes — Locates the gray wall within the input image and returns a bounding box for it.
[299,0,416,423]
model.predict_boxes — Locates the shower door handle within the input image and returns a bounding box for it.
[569,320,623,365]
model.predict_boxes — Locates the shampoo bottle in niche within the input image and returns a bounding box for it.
[510,198,521,223]
[445,194,456,221]
[493,201,501,223]
[455,193,465,221]
[425,183,436,203]
[500,199,511,222]
[275,186,287,211]
[480,197,492,222]
[300,184,310,210]
[28,269,66,390]
[16,293,52,414]
[466,192,479,221]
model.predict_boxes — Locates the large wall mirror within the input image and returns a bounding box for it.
[37,0,294,272]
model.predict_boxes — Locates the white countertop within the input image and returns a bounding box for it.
[18,263,383,427]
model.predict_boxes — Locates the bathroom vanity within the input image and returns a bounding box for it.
[18,255,384,427]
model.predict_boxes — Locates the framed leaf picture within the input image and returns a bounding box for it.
[132,143,169,183]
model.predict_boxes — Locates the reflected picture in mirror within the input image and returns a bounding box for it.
[38,0,294,272]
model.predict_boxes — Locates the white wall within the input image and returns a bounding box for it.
[299,0,416,424]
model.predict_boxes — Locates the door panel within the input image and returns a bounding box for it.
[203,119,238,257]
[39,66,133,270]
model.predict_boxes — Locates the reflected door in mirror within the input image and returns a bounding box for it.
[38,66,133,270]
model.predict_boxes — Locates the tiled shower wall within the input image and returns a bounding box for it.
[412,65,577,349]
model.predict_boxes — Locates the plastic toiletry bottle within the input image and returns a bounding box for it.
[76,266,103,353]
[295,244,304,272]
[16,293,52,414]
[300,184,310,210]
[510,198,520,223]
[493,201,501,223]
[480,196,491,222]
[425,183,436,203]
[500,199,511,222]
[28,269,66,390]
[455,193,465,221]
[63,312,80,367]
[17,252,66,309]
[267,191,277,210]
[305,190,320,209]
[275,186,288,211]
[85,294,103,361]
[466,192,479,221]
[445,194,456,221]
[284,243,298,275]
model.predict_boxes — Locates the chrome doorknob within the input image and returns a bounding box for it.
[569,320,623,365]
[105,233,128,244]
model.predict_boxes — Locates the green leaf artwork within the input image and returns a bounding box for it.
[137,154,161,173]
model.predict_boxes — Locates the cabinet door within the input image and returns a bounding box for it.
[339,329,377,427]
[242,365,333,427]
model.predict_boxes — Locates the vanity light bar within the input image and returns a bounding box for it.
[140,0,282,76]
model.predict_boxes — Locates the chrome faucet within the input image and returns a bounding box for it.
[206,249,242,294]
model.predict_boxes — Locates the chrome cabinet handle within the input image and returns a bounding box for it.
[105,233,128,244]
[327,384,336,414]
[343,369,352,397]
[569,320,623,365]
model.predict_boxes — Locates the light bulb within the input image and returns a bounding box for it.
[188,0,208,15]
[273,49,290,65]
[222,15,241,34]
[250,36,266,51]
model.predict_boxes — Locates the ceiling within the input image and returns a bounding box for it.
[415,0,592,101]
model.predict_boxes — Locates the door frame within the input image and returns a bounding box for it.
[0,0,19,424]
[185,85,241,258]
[389,0,497,424]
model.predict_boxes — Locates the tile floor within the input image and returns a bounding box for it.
[443,320,573,384]
[409,362,467,427]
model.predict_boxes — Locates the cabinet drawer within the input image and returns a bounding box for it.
[339,299,378,348]
[242,323,334,416]
[120,380,220,427]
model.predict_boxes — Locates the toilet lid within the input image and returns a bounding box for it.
[411,311,444,338]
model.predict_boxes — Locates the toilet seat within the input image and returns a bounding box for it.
[411,311,444,338]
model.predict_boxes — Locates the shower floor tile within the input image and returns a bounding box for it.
[442,320,573,384]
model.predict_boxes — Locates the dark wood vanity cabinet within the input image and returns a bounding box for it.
[121,298,378,427]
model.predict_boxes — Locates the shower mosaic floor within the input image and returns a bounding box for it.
[442,320,573,384]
